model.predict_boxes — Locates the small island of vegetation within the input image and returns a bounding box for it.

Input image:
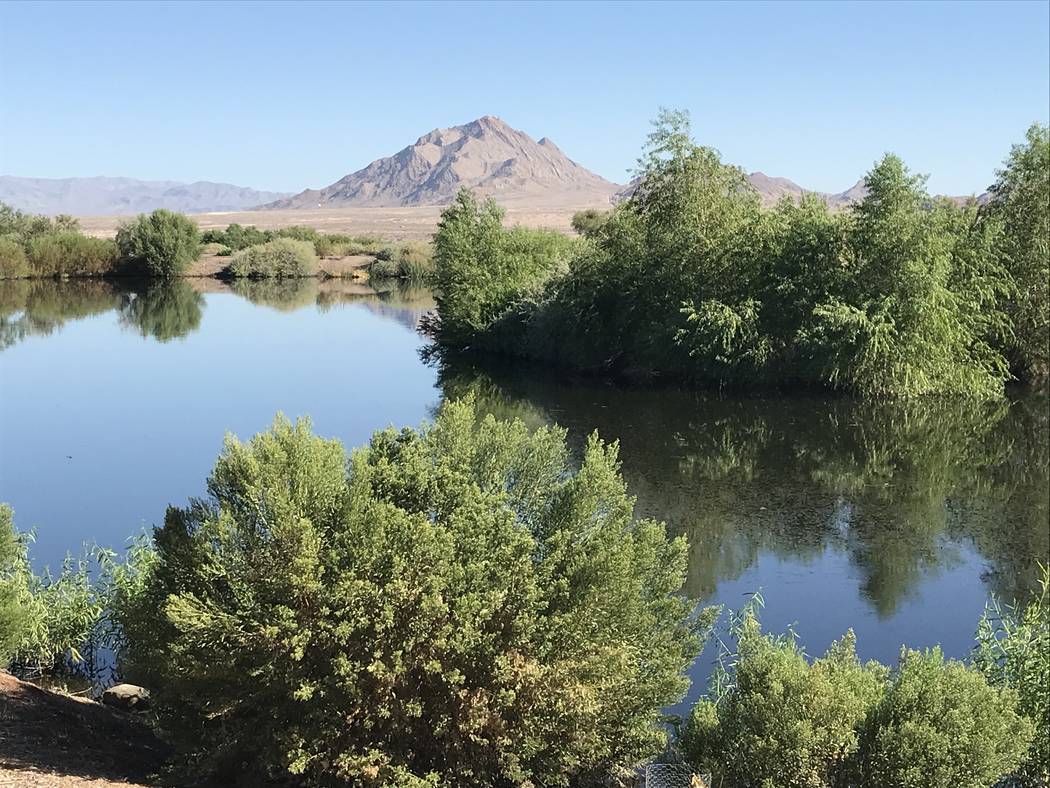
[430,112,1049,398]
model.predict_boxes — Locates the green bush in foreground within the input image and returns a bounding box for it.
[681,605,1034,788]
[225,238,318,278]
[0,236,29,279]
[116,209,201,277]
[975,566,1050,782]
[117,400,707,786]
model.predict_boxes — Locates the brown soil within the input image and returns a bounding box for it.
[0,672,166,787]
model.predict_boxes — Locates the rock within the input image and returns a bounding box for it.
[101,683,151,711]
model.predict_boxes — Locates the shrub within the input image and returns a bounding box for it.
[681,604,885,788]
[571,208,611,237]
[371,241,435,280]
[854,647,1033,788]
[681,606,1035,788]
[225,238,318,278]
[0,505,104,677]
[24,232,120,277]
[975,566,1050,782]
[116,209,201,277]
[0,505,27,664]
[117,400,707,785]
[434,190,575,344]
[0,236,29,278]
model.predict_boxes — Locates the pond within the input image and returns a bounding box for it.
[1,278,1047,712]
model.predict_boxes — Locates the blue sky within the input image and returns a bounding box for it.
[1,0,1047,195]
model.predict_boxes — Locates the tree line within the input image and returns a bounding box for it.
[431,113,1049,397]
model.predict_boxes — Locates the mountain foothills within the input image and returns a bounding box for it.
[0,176,289,216]
[1,116,991,216]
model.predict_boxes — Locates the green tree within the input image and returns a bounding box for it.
[433,189,574,345]
[117,400,709,786]
[981,122,1050,382]
[798,155,1009,397]
[115,209,201,277]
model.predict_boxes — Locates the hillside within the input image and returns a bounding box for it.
[0,176,289,216]
[264,116,619,210]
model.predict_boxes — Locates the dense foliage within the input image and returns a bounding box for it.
[433,113,1048,396]
[25,232,120,277]
[432,190,576,346]
[115,209,201,277]
[225,237,319,278]
[0,505,106,677]
[975,566,1050,783]
[980,123,1050,381]
[681,604,1034,788]
[115,400,706,786]
[371,240,435,280]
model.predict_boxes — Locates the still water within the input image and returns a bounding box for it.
[1,279,1047,711]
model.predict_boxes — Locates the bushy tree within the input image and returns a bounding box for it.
[0,236,29,279]
[571,208,611,237]
[982,123,1050,382]
[681,604,885,788]
[975,566,1050,783]
[225,237,318,278]
[117,400,709,786]
[432,190,575,345]
[855,647,1033,788]
[116,209,201,277]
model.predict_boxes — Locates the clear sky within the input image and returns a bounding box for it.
[1,0,1047,195]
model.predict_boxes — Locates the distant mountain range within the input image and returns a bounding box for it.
[1,118,990,216]
[264,115,619,210]
[0,176,289,216]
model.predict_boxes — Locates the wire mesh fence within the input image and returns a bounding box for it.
[641,763,710,788]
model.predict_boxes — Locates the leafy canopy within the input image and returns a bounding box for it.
[117,399,708,786]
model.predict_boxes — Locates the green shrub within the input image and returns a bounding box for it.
[855,647,1033,788]
[0,203,80,244]
[681,605,1034,788]
[25,232,120,277]
[116,209,201,277]
[371,241,435,281]
[975,566,1050,782]
[0,506,27,664]
[116,400,706,785]
[0,236,29,279]
[0,505,104,677]
[571,208,611,237]
[225,238,318,278]
[434,190,575,344]
[681,604,885,788]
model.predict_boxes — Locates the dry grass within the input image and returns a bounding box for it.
[77,203,600,242]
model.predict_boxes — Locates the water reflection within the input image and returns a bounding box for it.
[436,358,1049,614]
[0,278,436,350]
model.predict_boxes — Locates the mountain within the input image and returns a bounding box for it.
[0,176,290,216]
[615,173,988,209]
[264,116,619,210]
